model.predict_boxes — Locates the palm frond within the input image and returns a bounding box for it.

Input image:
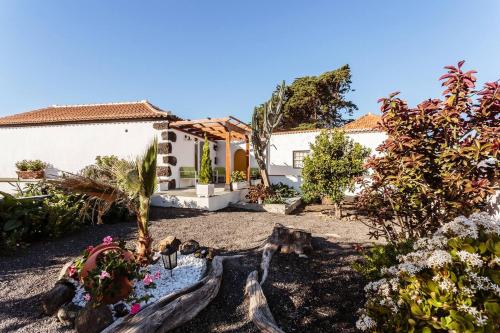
[50,175,131,208]
[138,138,158,197]
[112,159,140,198]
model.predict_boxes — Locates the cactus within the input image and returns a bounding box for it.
[251,81,286,187]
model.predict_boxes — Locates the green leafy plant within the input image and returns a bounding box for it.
[198,136,213,185]
[271,182,298,198]
[352,241,414,281]
[15,159,47,171]
[302,129,370,217]
[81,155,125,182]
[356,213,500,332]
[356,62,499,243]
[230,170,246,183]
[263,195,286,204]
[0,187,85,251]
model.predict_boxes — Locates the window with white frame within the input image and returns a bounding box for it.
[293,150,309,168]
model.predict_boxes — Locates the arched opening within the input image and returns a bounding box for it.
[233,149,247,175]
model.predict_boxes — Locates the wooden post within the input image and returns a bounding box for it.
[225,130,231,191]
[245,135,251,186]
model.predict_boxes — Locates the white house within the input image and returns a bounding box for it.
[0,101,385,196]
[266,113,386,190]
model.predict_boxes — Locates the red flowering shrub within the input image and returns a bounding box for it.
[357,61,499,243]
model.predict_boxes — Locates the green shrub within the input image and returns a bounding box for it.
[0,186,85,251]
[0,181,130,252]
[356,213,500,332]
[80,155,125,182]
[352,241,414,281]
[302,129,369,216]
[198,136,213,185]
[263,195,286,204]
[357,62,499,243]
[271,182,298,198]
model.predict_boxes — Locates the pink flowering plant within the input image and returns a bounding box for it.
[69,236,156,307]
[356,213,500,332]
[83,249,141,305]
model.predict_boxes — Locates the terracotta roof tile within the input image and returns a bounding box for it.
[0,100,179,127]
[273,113,382,135]
[342,112,381,132]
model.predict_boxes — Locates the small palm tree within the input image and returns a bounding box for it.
[53,139,158,263]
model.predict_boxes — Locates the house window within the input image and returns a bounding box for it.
[293,150,309,169]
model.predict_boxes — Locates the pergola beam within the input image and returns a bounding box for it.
[170,117,250,141]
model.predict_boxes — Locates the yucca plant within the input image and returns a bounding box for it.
[52,139,158,263]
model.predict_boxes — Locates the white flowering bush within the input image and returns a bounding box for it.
[356,213,500,332]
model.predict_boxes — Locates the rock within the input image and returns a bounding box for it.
[157,236,181,252]
[195,247,216,260]
[41,281,76,315]
[179,239,200,255]
[113,303,129,317]
[75,303,113,333]
[57,302,82,327]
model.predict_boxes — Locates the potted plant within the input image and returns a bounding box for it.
[15,159,47,179]
[73,237,139,305]
[231,170,248,190]
[196,135,214,197]
[250,168,262,186]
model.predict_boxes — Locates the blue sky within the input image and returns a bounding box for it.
[0,1,498,122]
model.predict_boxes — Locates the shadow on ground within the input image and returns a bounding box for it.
[174,236,365,333]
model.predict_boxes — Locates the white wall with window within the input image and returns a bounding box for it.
[266,129,387,191]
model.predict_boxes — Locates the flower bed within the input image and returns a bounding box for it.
[71,252,206,316]
[48,236,207,332]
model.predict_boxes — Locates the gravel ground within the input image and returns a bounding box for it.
[0,205,375,333]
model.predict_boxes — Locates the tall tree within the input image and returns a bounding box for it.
[254,65,357,130]
[252,81,286,187]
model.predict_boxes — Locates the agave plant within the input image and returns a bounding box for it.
[52,139,158,263]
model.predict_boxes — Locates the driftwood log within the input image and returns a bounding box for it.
[102,255,241,333]
[246,270,286,333]
[260,223,312,284]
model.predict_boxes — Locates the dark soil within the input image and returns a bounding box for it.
[0,206,374,333]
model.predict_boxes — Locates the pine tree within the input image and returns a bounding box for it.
[198,135,213,184]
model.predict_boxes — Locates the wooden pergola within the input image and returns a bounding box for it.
[169,116,252,190]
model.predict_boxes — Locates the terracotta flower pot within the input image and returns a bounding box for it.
[80,243,135,304]
[16,170,44,179]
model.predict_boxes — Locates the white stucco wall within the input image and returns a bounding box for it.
[0,121,160,178]
[267,130,388,190]
[163,130,216,189]
[0,121,387,193]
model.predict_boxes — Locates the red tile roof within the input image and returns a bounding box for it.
[342,112,381,132]
[273,113,382,135]
[0,100,178,127]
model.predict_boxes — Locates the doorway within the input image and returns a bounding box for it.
[233,149,247,175]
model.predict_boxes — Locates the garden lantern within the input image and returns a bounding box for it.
[160,245,178,277]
